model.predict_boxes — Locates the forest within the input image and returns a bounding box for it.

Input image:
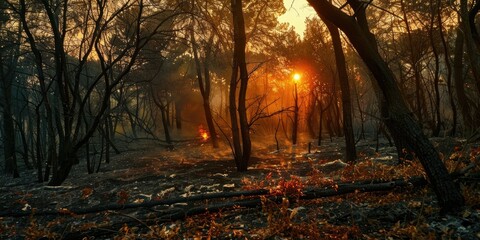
[0,0,480,239]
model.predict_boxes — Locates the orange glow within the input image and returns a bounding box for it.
[293,73,301,83]
[201,132,209,141]
[199,125,209,141]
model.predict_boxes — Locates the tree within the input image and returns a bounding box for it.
[306,0,464,212]
[457,0,480,134]
[190,28,219,148]
[324,22,357,162]
[0,2,20,177]
[6,0,181,185]
[229,0,251,171]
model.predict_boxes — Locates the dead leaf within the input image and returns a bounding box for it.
[81,187,93,199]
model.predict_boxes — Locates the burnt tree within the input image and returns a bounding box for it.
[229,0,251,171]
[307,0,464,212]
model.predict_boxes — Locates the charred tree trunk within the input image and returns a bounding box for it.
[325,22,357,162]
[175,100,182,129]
[400,0,425,127]
[15,120,32,169]
[459,0,480,133]
[191,31,218,148]
[292,83,299,145]
[35,107,44,182]
[307,0,464,212]
[453,28,474,133]
[160,106,172,149]
[306,92,317,138]
[1,68,19,178]
[229,54,242,169]
[438,0,457,136]
[230,0,251,171]
[461,0,480,94]
[0,18,20,177]
[429,1,442,137]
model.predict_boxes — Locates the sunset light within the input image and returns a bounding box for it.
[278,0,315,38]
[293,73,301,83]
[2,0,475,238]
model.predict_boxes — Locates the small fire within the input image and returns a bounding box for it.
[198,125,209,141]
[201,132,209,141]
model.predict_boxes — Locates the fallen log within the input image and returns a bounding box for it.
[2,176,428,219]
[0,189,269,217]
[302,176,428,199]
[61,177,428,239]
[62,197,272,240]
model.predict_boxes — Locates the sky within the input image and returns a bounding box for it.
[278,0,316,38]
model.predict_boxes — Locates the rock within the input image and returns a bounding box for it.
[184,185,194,193]
[212,173,228,178]
[158,187,175,198]
[318,160,348,173]
[137,193,152,200]
[222,183,235,191]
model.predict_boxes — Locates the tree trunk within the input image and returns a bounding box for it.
[429,0,442,137]
[35,107,44,182]
[190,31,218,148]
[307,0,464,212]
[1,87,19,178]
[48,142,77,186]
[318,99,324,146]
[325,22,357,162]
[292,83,299,145]
[229,56,242,169]
[438,0,457,136]
[175,100,182,129]
[400,0,425,127]
[15,120,32,169]
[230,0,251,171]
[160,106,172,149]
[0,32,19,177]
[461,0,480,94]
[453,28,474,133]
[306,93,317,138]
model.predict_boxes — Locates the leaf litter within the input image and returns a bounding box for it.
[0,137,479,239]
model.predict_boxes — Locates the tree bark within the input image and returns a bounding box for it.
[0,15,21,177]
[174,100,182,129]
[325,22,357,162]
[292,83,299,145]
[0,65,19,178]
[437,0,457,136]
[191,31,219,148]
[230,0,251,171]
[461,0,480,95]
[429,0,442,137]
[400,0,425,127]
[453,28,474,133]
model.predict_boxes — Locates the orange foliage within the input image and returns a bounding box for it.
[338,159,426,182]
[271,176,304,198]
[24,216,58,240]
[242,173,304,198]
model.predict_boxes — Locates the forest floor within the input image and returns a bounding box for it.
[1,136,480,239]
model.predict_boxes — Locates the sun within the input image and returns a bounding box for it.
[293,73,301,83]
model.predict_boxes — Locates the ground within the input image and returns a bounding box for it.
[0,136,479,239]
